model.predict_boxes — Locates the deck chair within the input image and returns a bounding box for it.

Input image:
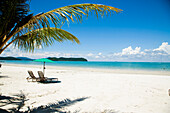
[27,70,40,82]
[38,71,58,82]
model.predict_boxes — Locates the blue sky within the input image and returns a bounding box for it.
[1,0,170,61]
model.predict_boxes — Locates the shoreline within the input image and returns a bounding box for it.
[3,63,170,76]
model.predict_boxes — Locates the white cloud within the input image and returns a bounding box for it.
[0,42,170,62]
[98,52,102,55]
[109,42,170,62]
[95,56,100,58]
[0,46,77,59]
[87,53,93,57]
[153,42,170,54]
[122,46,141,55]
[113,46,143,57]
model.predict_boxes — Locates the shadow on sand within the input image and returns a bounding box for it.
[26,97,89,113]
[38,80,61,84]
[0,92,28,113]
[0,75,9,78]
[0,92,89,113]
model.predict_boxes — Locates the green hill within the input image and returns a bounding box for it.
[0,57,21,60]
[48,57,88,61]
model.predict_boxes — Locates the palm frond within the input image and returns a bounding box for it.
[18,4,122,35]
[0,0,30,39]
[0,3,122,54]
[13,28,79,52]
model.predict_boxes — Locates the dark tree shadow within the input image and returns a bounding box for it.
[24,97,89,113]
[0,75,8,78]
[38,80,61,84]
[0,92,89,113]
[0,92,28,113]
[0,108,9,113]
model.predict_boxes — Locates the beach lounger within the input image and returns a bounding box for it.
[38,71,58,82]
[26,70,40,82]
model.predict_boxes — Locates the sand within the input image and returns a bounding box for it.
[0,63,170,113]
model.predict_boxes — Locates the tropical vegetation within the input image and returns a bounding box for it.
[0,0,122,54]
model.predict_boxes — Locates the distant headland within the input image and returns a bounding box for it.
[0,57,88,62]
[48,57,87,61]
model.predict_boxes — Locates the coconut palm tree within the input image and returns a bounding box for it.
[0,0,122,54]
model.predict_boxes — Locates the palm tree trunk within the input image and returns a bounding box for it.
[0,36,18,54]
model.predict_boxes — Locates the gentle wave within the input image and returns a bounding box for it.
[1,60,170,71]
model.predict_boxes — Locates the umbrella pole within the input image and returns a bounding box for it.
[43,62,45,74]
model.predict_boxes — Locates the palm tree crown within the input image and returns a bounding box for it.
[0,0,122,54]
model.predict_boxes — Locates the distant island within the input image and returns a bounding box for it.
[0,57,88,61]
[48,57,88,61]
[0,57,22,60]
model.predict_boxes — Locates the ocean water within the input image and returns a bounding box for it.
[1,60,170,71]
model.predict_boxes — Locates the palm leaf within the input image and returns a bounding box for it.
[0,3,122,53]
[17,4,122,36]
[13,28,79,52]
[0,0,30,39]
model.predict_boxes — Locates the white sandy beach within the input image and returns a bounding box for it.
[0,63,170,113]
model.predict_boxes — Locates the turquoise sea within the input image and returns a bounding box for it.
[1,60,170,71]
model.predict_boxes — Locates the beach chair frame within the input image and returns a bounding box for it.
[26,70,40,82]
[38,71,58,82]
